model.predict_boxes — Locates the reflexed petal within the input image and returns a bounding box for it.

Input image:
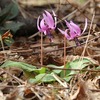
[65,20,77,39]
[65,20,70,29]
[65,20,80,36]
[64,29,72,40]
[82,18,87,34]
[58,28,66,35]
[52,10,57,28]
[40,18,48,32]
[69,28,77,40]
[69,32,76,40]
[65,20,80,39]
[70,21,81,36]
[37,16,41,31]
[40,19,45,29]
[37,16,47,32]
[58,28,71,40]
[43,10,55,29]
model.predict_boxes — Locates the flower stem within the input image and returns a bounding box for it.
[64,36,66,76]
[41,32,43,66]
[74,37,81,46]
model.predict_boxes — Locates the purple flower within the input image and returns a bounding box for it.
[37,10,56,41]
[58,19,87,40]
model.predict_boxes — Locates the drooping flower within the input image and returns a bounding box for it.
[37,10,57,41]
[58,18,87,41]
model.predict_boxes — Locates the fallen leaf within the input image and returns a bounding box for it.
[70,78,92,100]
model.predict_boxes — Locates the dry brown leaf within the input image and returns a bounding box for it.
[24,88,38,99]
[0,90,6,100]
[6,89,18,100]
[74,46,95,56]
[0,54,5,62]
[70,78,92,100]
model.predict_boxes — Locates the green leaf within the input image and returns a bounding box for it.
[48,64,63,74]
[60,63,70,77]
[67,58,91,75]
[29,73,55,83]
[1,60,36,72]
[63,75,72,82]
[4,37,14,46]
[63,58,93,82]
[0,3,12,24]
[1,60,46,74]
[30,67,46,74]
[3,21,24,33]
[0,2,19,24]
[96,66,100,70]
[7,1,19,20]
[70,58,90,68]
[39,67,46,74]
[36,73,55,82]
[29,78,39,84]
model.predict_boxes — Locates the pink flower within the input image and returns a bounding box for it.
[37,10,56,40]
[58,19,87,40]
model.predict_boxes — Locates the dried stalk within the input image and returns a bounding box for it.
[81,12,95,57]
[0,35,7,60]
[36,65,100,72]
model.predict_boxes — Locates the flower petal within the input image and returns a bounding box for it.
[37,16,41,31]
[58,28,71,40]
[58,28,66,35]
[65,20,70,29]
[37,16,47,32]
[65,20,77,39]
[52,10,57,28]
[40,18,48,32]
[70,21,81,36]
[64,29,72,40]
[43,10,55,29]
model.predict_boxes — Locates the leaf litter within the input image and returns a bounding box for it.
[0,0,100,100]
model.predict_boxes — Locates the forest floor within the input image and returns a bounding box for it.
[0,0,100,100]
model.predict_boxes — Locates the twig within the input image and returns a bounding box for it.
[52,73,67,87]
[36,64,100,72]
[0,35,7,60]
[32,35,100,55]
[31,88,43,100]
[28,32,40,39]
[81,12,95,57]
[2,68,25,84]
[58,0,91,23]
[30,42,61,48]
[11,49,33,53]
[5,35,99,56]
